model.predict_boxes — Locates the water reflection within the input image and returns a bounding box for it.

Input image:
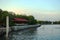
[37,25,60,40]
[9,28,37,40]
[1,25,60,40]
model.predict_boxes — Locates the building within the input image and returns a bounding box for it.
[13,18,28,25]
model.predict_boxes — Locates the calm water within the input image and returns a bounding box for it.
[9,25,60,40]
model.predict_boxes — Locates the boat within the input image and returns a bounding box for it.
[11,24,41,31]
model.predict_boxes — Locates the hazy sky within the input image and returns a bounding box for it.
[0,0,60,21]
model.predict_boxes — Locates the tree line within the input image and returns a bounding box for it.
[0,9,60,27]
[0,9,38,26]
[53,21,60,24]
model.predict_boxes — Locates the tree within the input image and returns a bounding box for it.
[0,9,38,26]
[27,15,37,24]
[0,9,3,20]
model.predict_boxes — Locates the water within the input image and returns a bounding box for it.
[1,25,60,40]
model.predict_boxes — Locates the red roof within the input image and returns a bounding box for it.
[13,18,28,22]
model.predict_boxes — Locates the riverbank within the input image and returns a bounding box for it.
[0,24,41,37]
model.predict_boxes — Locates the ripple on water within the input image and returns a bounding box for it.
[9,25,60,40]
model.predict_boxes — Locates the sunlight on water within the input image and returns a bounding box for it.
[8,25,60,40]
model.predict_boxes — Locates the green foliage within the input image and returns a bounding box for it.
[0,9,38,26]
[37,20,52,24]
[1,8,57,26]
[1,8,60,26]
[53,21,60,24]
[27,15,37,25]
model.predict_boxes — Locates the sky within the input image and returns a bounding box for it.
[0,0,60,21]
